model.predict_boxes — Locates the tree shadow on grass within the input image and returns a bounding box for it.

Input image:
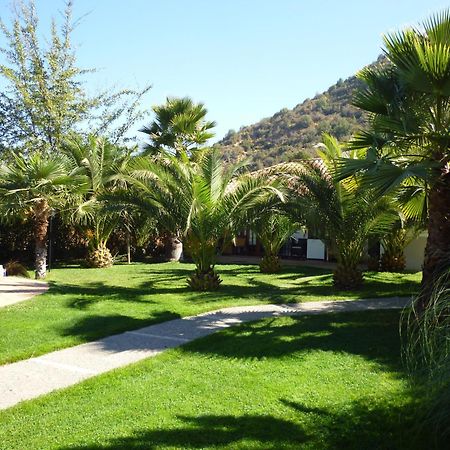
[60,398,430,450]
[47,263,418,314]
[58,311,434,450]
[279,398,430,450]
[61,414,310,449]
[59,311,181,341]
[182,310,405,372]
[47,278,188,310]
[47,274,297,312]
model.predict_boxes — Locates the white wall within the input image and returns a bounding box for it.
[307,239,326,260]
[404,233,427,272]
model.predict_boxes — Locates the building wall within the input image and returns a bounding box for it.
[404,233,427,272]
[306,239,326,260]
[228,228,426,270]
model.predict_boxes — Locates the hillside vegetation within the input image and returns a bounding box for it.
[219,60,382,169]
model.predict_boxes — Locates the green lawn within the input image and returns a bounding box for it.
[0,262,420,365]
[0,310,431,449]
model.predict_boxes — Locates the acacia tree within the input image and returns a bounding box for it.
[0,0,150,155]
[0,152,86,278]
[337,11,450,305]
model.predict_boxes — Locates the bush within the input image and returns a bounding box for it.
[5,261,31,278]
[402,268,450,444]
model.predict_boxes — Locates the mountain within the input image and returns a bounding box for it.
[218,62,375,169]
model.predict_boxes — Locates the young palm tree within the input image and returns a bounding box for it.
[276,134,396,289]
[337,11,450,304]
[380,220,424,272]
[119,147,284,290]
[64,135,131,268]
[0,152,86,278]
[251,211,300,273]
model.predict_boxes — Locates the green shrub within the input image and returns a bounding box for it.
[402,268,450,444]
[5,261,31,278]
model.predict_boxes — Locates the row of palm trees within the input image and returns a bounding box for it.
[0,126,409,290]
[1,11,449,301]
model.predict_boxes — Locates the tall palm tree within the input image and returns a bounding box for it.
[64,135,131,267]
[139,96,216,260]
[276,134,396,289]
[337,11,450,304]
[0,152,86,278]
[140,97,216,157]
[118,147,284,290]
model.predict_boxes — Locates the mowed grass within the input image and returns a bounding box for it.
[0,310,430,449]
[0,262,420,365]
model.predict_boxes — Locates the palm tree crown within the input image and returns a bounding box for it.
[140,97,216,157]
[63,134,132,267]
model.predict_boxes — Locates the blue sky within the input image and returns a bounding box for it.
[0,0,448,141]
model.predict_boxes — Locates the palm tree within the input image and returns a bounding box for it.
[139,96,216,260]
[251,211,300,273]
[379,219,424,272]
[276,134,396,289]
[337,11,450,304]
[140,97,216,157]
[64,135,131,268]
[118,147,284,290]
[0,152,86,278]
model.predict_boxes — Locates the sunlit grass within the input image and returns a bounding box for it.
[0,262,420,365]
[0,310,430,449]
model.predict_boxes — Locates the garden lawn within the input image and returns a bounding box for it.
[0,262,420,365]
[0,310,430,449]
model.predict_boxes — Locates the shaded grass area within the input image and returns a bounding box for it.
[0,310,432,449]
[0,262,420,365]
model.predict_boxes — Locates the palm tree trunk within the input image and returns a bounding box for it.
[420,172,450,308]
[34,200,50,279]
[260,254,281,273]
[127,231,131,264]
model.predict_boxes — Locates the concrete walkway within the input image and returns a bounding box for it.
[217,254,337,270]
[0,277,48,308]
[0,296,410,410]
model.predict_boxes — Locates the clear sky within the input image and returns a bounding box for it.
[0,0,448,141]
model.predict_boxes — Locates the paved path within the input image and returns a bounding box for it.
[0,277,48,308]
[0,296,410,410]
[218,254,337,270]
